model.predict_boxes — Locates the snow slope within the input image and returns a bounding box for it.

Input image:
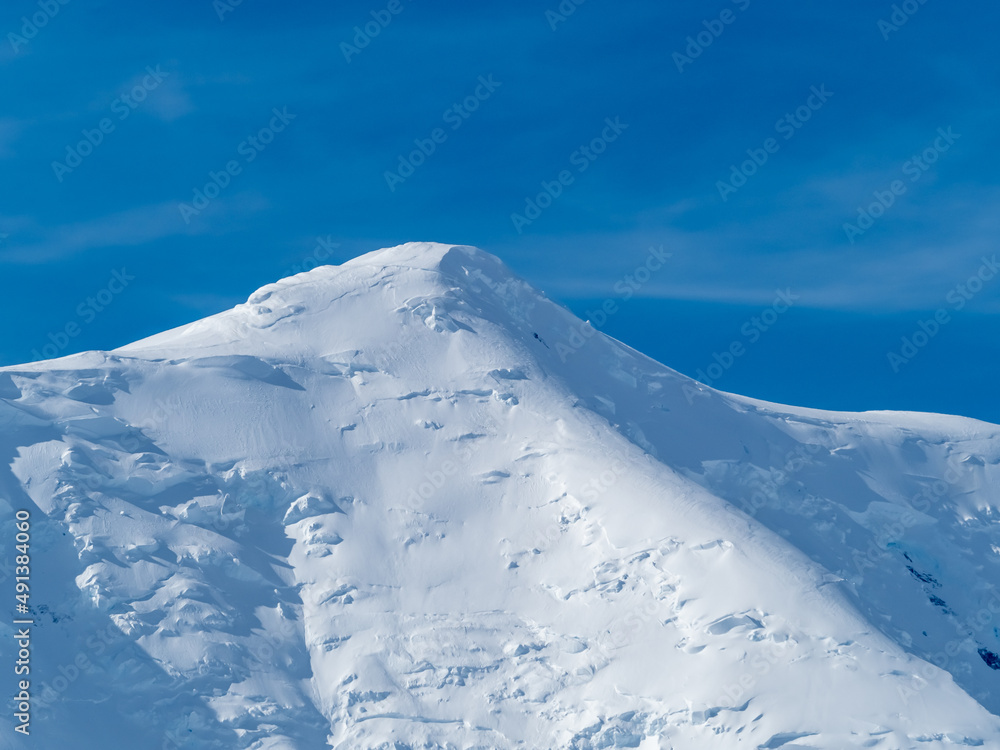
[2,242,999,749]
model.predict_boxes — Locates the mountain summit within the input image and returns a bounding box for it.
[2,243,1000,748]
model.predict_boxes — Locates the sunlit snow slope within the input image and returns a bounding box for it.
[2,243,1000,749]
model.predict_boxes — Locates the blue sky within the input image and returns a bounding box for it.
[2,0,998,421]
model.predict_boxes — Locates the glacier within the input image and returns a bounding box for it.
[1,242,999,749]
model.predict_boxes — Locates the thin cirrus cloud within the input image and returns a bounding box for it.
[0,203,195,264]
[0,195,269,265]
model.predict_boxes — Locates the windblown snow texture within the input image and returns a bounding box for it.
[2,243,1000,748]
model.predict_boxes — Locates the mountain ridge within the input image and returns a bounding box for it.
[1,242,999,749]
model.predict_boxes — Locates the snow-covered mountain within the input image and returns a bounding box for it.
[2,242,1000,749]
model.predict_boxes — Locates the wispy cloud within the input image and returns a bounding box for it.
[0,193,269,264]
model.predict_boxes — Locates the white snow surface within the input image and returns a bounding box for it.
[1,242,1000,749]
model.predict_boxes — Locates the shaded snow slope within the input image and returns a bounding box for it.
[1,243,999,749]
